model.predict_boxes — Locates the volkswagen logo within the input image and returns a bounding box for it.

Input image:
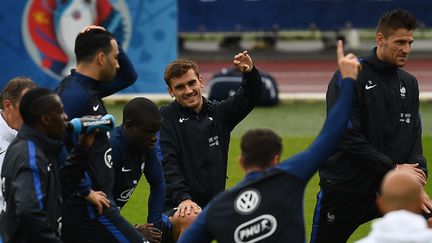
[234,188,261,215]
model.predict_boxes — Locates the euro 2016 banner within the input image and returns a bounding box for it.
[0,0,176,93]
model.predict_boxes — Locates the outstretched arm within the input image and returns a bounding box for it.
[279,41,359,181]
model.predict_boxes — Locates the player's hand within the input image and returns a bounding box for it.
[85,190,110,214]
[421,189,432,214]
[80,25,106,33]
[135,223,162,243]
[336,40,361,80]
[233,51,253,73]
[396,163,427,186]
[177,199,201,217]
[77,132,96,150]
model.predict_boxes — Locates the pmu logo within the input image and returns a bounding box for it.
[234,214,277,243]
[22,0,131,80]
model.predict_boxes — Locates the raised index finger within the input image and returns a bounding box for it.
[336,40,344,61]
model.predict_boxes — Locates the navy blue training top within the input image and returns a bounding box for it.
[110,125,165,227]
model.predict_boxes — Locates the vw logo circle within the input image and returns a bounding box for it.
[234,188,261,215]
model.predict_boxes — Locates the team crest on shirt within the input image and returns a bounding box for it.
[327,212,335,223]
[234,188,261,215]
[234,214,277,243]
[104,148,113,168]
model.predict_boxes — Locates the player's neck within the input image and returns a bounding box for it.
[76,63,100,81]
[244,167,265,175]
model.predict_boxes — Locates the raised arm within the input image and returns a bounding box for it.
[279,41,359,181]
[76,25,137,97]
[99,45,137,97]
[219,51,263,130]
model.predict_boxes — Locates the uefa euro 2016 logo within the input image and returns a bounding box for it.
[22,0,131,80]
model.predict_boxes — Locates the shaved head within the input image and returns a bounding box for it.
[378,170,422,214]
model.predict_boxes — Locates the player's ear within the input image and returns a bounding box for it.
[376,32,385,47]
[40,113,51,126]
[123,120,134,131]
[168,87,174,98]
[376,196,387,214]
[96,51,105,66]
[2,99,13,113]
[239,155,246,172]
[198,75,204,88]
[271,154,281,166]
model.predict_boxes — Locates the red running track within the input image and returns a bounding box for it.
[199,60,432,94]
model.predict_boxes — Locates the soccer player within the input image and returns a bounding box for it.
[110,97,165,243]
[159,51,263,217]
[311,9,431,243]
[56,25,146,242]
[0,77,37,209]
[0,88,95,242]
[177,40,359,243]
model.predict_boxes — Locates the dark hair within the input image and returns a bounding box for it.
[74,28,116,63]
[241,129,282,169]
[376,9,418,37]
[1,76,37,109]
[19,88,58,125]
[164,59,200,86]
[123,97,161,124]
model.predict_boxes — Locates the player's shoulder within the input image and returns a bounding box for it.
[160,101,177,114]
[397,68,418,82]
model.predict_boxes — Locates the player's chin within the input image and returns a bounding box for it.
[395,56,408,67]
[182,98,200,110]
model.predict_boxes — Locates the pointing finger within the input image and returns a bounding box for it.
[336,40,344,62]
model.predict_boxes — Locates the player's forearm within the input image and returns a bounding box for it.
[241,66,262,101]
[116,45,137,85]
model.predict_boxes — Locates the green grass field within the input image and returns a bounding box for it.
[107,100,432,243]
